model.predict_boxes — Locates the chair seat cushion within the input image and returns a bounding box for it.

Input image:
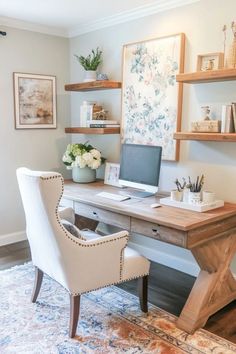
[59,207,75,224]
[61,219,85,240]
[80,229,101,241]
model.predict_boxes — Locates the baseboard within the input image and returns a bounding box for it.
[0,231,27,247]
[128,241,200,277]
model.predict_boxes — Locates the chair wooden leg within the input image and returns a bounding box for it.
[31,267,44,303]
[69,294,80,338]
[138,275,148,313]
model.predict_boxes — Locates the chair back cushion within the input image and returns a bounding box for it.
[16,168,78,286]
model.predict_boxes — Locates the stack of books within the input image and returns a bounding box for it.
[87,120,120,128]
[221,103,236,133]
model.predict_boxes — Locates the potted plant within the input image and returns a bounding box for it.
[170,178,186,202]
[62,142,105,183]
[74,47,102,82]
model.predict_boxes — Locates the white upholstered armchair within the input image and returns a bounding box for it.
[16,168,150,338]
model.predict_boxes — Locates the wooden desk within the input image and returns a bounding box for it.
[62,180,236,334]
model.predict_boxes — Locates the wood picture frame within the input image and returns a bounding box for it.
[104,162,121,187]
[13,72,57,129]
[197,52,224,72]
[121,33,185,161]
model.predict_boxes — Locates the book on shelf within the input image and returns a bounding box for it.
[87,120,119,125]
[221,105,234,133]
[89,124,120,128]
[232,103,236,131]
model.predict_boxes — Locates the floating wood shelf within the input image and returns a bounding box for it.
[65,81,122,92]
[174,132,236,142]
[65,127,120,134]
[176,68,236,84]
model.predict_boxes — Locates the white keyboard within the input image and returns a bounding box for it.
[96,192,130,201]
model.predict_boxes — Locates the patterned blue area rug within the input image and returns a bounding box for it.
[1,263,236,353]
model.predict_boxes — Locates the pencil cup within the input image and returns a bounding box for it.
[189,192,201,204]
[202,191,215,204]
[170,190,183,202]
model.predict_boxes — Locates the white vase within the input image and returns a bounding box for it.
[83,70,97,82]
[72,167,96,183]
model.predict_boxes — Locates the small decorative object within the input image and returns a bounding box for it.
[121,33,185,161]
[62,143,105,183]
[74,47,102,82]
[227,21,236,68]
[104,163,121,187]
[93,109,108,120]
[13,73,56,129]
[188,175,204,204]
[97,73,109,81]
[201,105,211,120]
[191,106,221,133]
[197,53,224,71]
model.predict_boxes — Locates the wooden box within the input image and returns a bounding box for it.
[191,120,221,133]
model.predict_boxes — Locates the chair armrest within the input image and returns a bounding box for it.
[64,230,129,294]
[83,230,129,247]
[58,207,75,224]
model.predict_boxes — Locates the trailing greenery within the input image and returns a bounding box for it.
[74,48,102,70]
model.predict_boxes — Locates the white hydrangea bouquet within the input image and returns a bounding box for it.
[62,142,104,170]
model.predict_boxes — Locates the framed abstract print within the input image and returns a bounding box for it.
[121,33,185,161]
[14,73,57,129]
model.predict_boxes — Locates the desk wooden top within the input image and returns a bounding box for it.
[63,180,236,232]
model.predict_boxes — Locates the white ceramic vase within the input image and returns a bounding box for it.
[72,167,96,183]
[83,70,97,82]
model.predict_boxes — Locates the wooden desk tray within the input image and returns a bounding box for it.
[160,197,224,212]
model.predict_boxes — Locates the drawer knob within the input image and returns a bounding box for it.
[152,228,160,236]
[93,211,98,217]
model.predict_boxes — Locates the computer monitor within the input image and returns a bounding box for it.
[119,144,162,197]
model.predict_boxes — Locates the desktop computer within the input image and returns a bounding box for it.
[119,144,162,198]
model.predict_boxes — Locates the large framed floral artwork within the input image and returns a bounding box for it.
[13,73,57,129]
[121,33,185,161]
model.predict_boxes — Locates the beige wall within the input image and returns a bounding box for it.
[0,26,70,242]
[69,0,236,274]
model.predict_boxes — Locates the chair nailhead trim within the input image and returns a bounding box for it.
[71,273,150,296]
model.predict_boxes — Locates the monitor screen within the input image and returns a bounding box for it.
[119,144,162,193]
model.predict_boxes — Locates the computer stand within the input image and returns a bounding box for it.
[120,188,155,198]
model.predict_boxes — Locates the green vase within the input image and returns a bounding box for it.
[72,166,96,183]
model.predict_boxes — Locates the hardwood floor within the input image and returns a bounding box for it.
[1,241,236,343]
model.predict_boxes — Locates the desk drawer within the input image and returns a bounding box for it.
[131,218,186,247]
[74,202,130,229]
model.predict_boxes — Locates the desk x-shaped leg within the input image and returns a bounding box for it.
[177,230,236,333]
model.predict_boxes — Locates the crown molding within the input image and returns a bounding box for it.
[0,0,200,38]
[69,0,200,37]
[0,16,68,38]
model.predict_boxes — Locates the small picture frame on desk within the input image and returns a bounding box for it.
[197,52,224,71]
[104,163,121,187]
